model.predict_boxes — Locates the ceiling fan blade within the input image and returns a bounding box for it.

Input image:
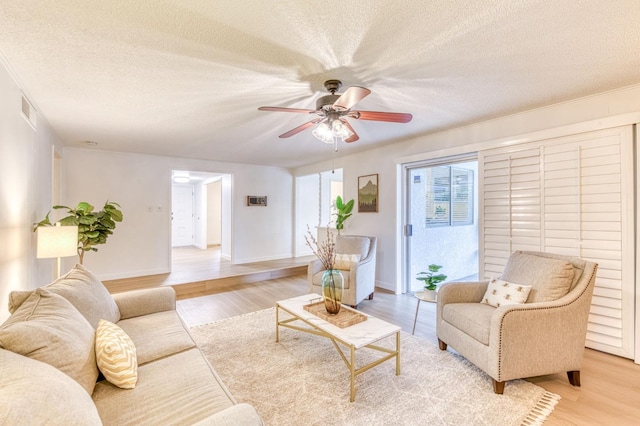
[278,118,324,138]
[343,120,359,143]
[353,110,413,123]
[258,106,316,114]
[332,86,371,110]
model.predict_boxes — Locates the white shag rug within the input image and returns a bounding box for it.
[190,308,559,426]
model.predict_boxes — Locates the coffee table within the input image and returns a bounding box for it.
[275,294,401,402]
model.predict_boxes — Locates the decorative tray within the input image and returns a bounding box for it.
[303,300,367,328]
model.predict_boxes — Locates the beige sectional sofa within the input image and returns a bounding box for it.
[0,264,263,425]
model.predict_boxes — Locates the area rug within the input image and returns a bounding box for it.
[190,308,559,425]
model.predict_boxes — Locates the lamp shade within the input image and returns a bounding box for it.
[37,225,79,259]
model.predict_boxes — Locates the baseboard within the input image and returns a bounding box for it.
[98,267,171,282]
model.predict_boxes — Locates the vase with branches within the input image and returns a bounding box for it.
[305,225,343,314]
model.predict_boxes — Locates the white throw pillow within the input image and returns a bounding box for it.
[95,319,138,389]
[481,278,532,308]
[334,253,361,270]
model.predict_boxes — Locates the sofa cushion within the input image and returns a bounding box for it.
[500,252,575,303]
[336,236,370,258]
[96,319,138,389]
[481,278,532,308]
[0,289,99,394]
[0,348,102,425]
[334,253,361,270]
[93,348,236,425]
[9,263,120,328]
[117,310,196,365]
[191,403,264,426]
[442,302,495,345]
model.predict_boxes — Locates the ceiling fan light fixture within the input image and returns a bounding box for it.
[312,120,334,144]
[312,118,353,145]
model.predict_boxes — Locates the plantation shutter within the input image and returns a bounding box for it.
[479,126,634,358]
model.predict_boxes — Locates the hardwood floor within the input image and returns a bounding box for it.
[175,273,640,425]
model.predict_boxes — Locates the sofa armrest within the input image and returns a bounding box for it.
[191,403,264,426]
[487,286,595,381]
[113,287,176,320]
[307,260,324,287]
[438,281,489,304]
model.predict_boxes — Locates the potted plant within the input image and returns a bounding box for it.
[334,195,354,235]
[416,264,447,301]
[34,201,123,264]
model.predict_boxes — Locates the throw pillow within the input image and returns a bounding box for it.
[334,253,361,270]
[95,319,138,389]
[8,263,120,328]
[481,278,532,308]
[0,289,99,394]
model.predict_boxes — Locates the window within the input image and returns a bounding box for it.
[425,166,473,227]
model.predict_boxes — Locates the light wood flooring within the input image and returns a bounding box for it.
[111,246,640,425]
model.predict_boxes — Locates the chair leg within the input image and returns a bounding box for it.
[567,370,581,387]
[368,292,374,300]
[493,380,505,394]
[437,339,447,351]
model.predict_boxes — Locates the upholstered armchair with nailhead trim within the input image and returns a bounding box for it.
[436,250,598,394]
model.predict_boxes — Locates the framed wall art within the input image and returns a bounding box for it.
[358,174,378,212]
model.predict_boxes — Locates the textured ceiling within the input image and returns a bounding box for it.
[1,1,640,168]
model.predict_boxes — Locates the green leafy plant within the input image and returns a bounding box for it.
[334,196,354,234]
[34,201,123,264]
[416,264,447,290]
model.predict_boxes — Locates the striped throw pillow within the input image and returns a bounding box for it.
[95,319,138,389]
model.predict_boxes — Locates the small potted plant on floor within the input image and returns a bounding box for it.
[416,264,447,301]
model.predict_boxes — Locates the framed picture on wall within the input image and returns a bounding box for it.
[358,174,378,212]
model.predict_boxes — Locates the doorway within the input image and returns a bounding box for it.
[404,156,478,292]
[171,170,230,257]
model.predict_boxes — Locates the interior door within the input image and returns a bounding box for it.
[405,157,479,292]
[172,184,194,247]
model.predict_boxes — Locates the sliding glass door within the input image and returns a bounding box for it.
[404,156,479,292]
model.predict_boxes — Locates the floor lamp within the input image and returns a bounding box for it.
[37,223,79,278]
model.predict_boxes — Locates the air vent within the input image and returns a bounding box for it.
[21,94,37,129]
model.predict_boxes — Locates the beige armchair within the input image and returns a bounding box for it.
[308,235,377,308]
[436,250,598,394]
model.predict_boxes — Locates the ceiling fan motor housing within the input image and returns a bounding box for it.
[316,94,341,111]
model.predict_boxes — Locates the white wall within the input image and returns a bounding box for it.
[295,173,319,256]
[221,174,232,260]
[62,148,293,279]
[294,84,640,293]
[0,60,62,322]
[207,181,221,245]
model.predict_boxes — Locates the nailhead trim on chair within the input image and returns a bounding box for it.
[495,265,598,384]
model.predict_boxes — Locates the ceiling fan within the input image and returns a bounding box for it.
[258,80,412,149]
